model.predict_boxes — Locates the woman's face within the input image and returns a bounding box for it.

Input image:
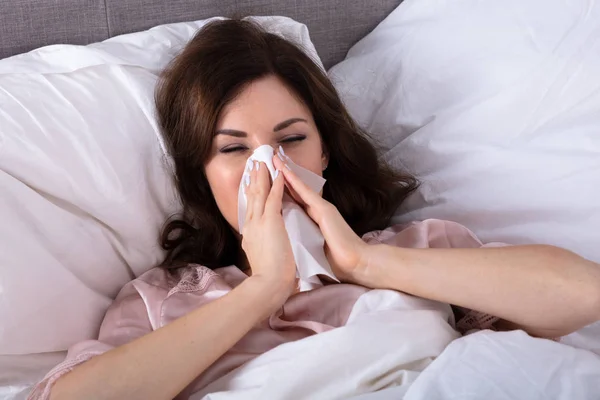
[205,75,327,233]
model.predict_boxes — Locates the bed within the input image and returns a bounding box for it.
[2,0,600,399]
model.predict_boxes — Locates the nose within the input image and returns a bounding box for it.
[250,143,276,156]
[246,144,278,176]
[247,133,282,153]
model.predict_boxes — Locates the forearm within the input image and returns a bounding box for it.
[363,244,600,337]
[51,276,287,400]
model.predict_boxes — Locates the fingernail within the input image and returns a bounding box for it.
[284,163,291,170]
[248,160,254,171]
[274,169,280,179]
[277,152,285,162]
[254,161,260,171]
[279,145,286,156]
[245,175,250,187]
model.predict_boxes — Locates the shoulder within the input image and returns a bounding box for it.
[362,219,485,249]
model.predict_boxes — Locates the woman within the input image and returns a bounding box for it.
[31,19,600,400]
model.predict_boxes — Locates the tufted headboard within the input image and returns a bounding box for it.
[0,0,402,68]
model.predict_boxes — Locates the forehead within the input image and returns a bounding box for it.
[217,75,312,129]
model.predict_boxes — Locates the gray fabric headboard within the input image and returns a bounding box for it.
[0,0,402,68]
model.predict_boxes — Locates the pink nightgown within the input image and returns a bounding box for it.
[29,219,507,399]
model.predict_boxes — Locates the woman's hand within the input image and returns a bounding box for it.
[241,160,297,303]
[273,154,370,284]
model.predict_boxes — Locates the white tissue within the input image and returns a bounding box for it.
[238,145,338,291]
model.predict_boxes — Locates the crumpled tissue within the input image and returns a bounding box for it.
[237,145,338,291]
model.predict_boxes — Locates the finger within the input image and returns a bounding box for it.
[244,161,255,224]
[276,161,335,226]
[251,161,270,217]
[272,154,305,205]
[274,155,326,214]
[265,169,284,215]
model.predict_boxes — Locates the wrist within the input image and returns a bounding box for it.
[245,273,294,311]
[358,244,397,289]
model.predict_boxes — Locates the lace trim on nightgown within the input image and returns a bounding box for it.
[454,306,500,333]
[456,311,500,332]
[28,352,99,400]
[166,264,220,297]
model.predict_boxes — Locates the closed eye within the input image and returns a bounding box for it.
[281,135,306,144]
[219,145,247,154]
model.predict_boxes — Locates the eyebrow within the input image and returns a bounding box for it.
[215,118,308,137]
[273,118,307,132]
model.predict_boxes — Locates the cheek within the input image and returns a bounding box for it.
[204,160,245,230]
[286,140,325,176]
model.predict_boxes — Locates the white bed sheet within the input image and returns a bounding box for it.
[403,330,600,400]
[0,353,65,400]
[350,331,600,400]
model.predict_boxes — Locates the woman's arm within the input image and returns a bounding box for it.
[50,161,295,400]
[275,154,600,339]
[360,244,600,338]
[50,276,290,400]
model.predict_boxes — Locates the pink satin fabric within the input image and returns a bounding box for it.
[28,219,506,399]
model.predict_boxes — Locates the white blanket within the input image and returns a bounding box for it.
[191,290,600,400]
[192,290,459,399]
[403,330,600,400]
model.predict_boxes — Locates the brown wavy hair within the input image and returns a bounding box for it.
[155,19,418,269]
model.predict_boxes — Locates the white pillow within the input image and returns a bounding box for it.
[330,0,600,263]
[329,0,600,352]
[0,16,323,357]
